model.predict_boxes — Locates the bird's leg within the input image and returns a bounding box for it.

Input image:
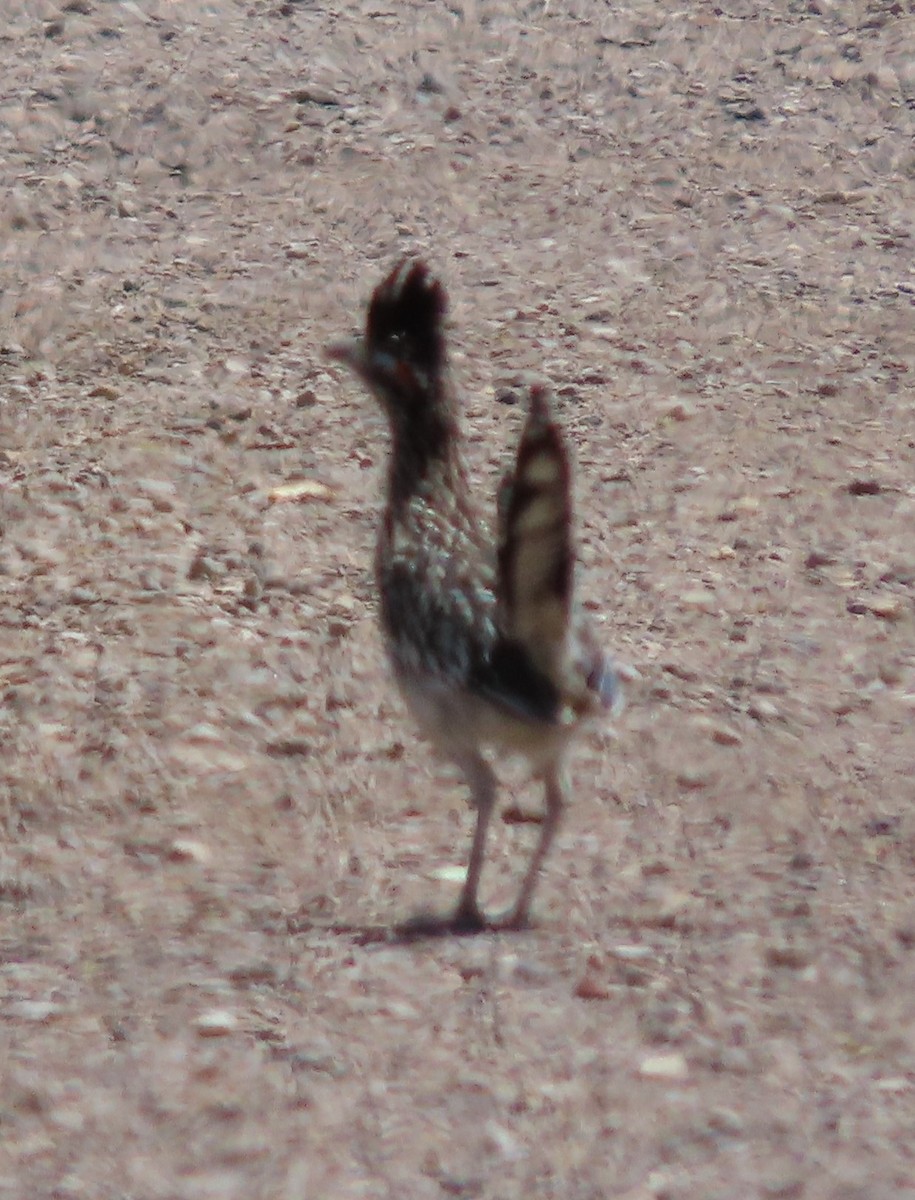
[502,764,565,929]
[451,753,498,932]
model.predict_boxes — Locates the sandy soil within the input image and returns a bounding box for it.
[2,1,914,1197]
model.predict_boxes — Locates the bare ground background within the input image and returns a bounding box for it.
[1,1,914,1197]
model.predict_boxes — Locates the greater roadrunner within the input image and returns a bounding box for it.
[328,260,621,931]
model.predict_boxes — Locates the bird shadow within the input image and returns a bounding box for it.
[288,912,531,946]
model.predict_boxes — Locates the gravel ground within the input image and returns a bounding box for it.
[1,1,914,1197]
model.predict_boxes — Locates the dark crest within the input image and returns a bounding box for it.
[365,259,448,382]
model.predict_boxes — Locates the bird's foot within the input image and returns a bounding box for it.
[393,903,488,940]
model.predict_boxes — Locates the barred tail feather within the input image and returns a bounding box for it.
[497,386,573,677]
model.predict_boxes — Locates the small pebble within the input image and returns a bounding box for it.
[639,1052,688,1080]
[195,1010,238,1038]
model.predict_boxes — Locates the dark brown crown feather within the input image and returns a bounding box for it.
[365,259,448,380]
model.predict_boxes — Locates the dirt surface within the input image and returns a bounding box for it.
[2,1,914,1197]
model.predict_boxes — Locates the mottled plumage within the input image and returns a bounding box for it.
[328,260,620,931]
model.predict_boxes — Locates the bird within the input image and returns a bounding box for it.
[327,259,621,932]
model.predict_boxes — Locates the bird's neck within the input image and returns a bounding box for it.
[385,396,464,512]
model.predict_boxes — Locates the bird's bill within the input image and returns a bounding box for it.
[325,336,367,376]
